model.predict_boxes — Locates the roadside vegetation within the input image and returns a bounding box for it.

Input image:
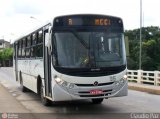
[0,48,13,66]
[125,26,160,71]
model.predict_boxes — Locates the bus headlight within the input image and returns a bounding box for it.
[54,76,75,89]
[123,75,128,80]
[55,77,62,83]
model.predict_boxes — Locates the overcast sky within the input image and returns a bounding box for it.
[0,0,160,42]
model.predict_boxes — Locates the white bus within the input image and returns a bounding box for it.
[13,14,128,105]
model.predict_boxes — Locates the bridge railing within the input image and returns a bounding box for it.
[127,70,160,86]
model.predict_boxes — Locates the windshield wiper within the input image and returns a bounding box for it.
[71,31,89,49]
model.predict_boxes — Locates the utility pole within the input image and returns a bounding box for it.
[139,0,142,70]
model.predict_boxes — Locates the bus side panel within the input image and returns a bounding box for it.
[29,59,44,93]
[18,60,33,90]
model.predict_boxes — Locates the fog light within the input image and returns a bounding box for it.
[120,78,124,84]
[115,81,120,86]
[69,83,74,89]
[61,81,68,87]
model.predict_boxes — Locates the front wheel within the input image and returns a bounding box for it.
[40,82,52,106]
[92,98,104,104]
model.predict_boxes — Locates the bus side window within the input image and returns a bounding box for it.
[18,40,22,59]
[30,45,36,58]
[32,33,37,45]
[17,41,19,58]
[35,30,43,58]
[26,36,31,58]
[38,30,43,43]
[36,44,43,58]
[27,36,31,47]
[31,33,37,58]
[30,47,34,58]
[25,48,30,58]
[22,38,26,58]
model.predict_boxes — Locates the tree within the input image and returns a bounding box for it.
[125,26,160,71]
[0,48,13,66]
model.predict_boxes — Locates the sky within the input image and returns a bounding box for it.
[0,0,160,42]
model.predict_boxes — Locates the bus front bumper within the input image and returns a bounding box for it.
[52,80,128,101]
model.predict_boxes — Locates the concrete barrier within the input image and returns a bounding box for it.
[127,70,160,86]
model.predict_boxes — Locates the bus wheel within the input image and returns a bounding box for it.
[19,72,28,92]
[92,98,104,104]
[40,82,52,106]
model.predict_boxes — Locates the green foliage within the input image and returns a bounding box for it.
[125,26,160,71]
[0,48,13,60]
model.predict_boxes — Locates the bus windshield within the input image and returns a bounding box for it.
[53,31,126,68]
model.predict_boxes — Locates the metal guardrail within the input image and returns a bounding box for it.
[127,70,160,86]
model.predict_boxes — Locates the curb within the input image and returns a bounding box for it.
[128,83,160,95]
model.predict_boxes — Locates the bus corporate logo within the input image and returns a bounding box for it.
[1,113,7,119]
[94,81,99,86]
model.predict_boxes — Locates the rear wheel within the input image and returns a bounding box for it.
[19,72,28,92]
[40,81,52,106]
[92,98,104,104]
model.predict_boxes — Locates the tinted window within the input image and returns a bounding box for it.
[38,30,43,43]
[32,33,37,45]
[36,44,43,58]
[18,40,22,58]
[25,48,30,58]
[27,36,31,47]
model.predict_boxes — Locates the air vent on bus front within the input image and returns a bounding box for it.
[75,82,114,87]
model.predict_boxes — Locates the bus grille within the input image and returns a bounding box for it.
[75,82,114,87]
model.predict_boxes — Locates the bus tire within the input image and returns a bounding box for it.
[40,81,52,106]
[19,72,28,92]
[92,98,104,104]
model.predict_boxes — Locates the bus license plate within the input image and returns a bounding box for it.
[90,90,103,95]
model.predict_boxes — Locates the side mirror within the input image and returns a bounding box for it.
[45,33,49,47]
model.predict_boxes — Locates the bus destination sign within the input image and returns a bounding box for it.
[95,18,111,26]
[68,18,111,26]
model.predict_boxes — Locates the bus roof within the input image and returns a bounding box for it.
[14,22,51,43]
[54,14,122,21]
[14,14,123,43]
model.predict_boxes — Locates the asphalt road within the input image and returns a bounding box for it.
[0,67,160,119]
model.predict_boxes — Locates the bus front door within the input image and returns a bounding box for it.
[44,28,52,98]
